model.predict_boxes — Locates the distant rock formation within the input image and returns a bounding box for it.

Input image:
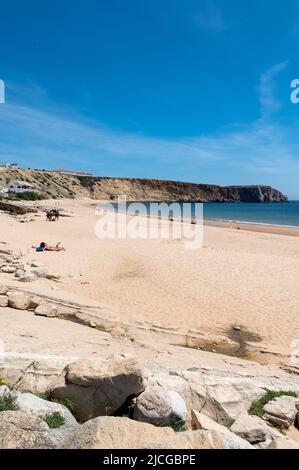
[0,168,288,202]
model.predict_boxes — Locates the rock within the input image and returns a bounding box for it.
[0,285,8,295]
[35,302,59,318]
[28,295,42,310]
[14,268,25,278]
[0,411,58,449]
[230,413,281,445]
[1,266,16,274]
[15,392,77,428]
[263,396,299,428]
[62,416,223,449]
[0,385,10,397]
[62,416,174,449]
[31,268,60,280]
[133,387,188,427]
[153,429,224,449]
[268,437,299,449]
[47,355,145,422]
[191,410,254,449]
[7,291,31,310]
[18,272,37,283]
[0,295,8,307]
[204,382,247,426]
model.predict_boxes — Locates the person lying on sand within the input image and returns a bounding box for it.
[32,242,66,252]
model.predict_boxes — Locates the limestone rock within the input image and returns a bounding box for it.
[263,396,299,428]
[0,285,8,295]
[133,387,188,427]
[0,295,8,307]
[7,291,31,310]
[31,268,60,280]
[18,272,37,283]
[62,416,223,449]
[191,410,254,449]
[230,413,281,445]
[0,411,58,449]
[268,437,299,449]
[15,392,77,427]
[47,355,145,421]
[1,266,16,274]
[35,302,59,318]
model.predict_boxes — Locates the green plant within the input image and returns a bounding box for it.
[53,397,75,414]
[34,392,48,400]
[170,422,187,432]
[249,389,298,417]
[42,411,65,429]
[0,394,17,412]
[16,191,43,201]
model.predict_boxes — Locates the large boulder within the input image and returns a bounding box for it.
[7,291,31,310]
[1,266,16,274]
[62,416,223,449]
[133,387,188,427]
[191,410,254,449]
[47,355,145,422]
[0,411,58,449]
[230,413,281,445]
[263,396,299,428]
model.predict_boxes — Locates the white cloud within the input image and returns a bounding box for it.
[259,61,288,118]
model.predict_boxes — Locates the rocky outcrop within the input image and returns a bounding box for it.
[263,396,299,429]
[191,410,254,449]
[61,416,224,449]
[0,411,58,449]
[230,413,281,446]
[47,356,145,421]
[0,168,288,202]
[133,387,188,427]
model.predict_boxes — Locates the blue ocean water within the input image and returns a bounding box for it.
[203,201,299,227]
[106,201,299,227]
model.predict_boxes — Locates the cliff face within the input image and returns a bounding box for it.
[0,168,288,202]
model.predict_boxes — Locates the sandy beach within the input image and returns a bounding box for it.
[1,198,299,364]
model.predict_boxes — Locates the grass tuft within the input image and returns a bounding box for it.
[249,389,298,417]
[42,411,65,429]
[0,394,17,412]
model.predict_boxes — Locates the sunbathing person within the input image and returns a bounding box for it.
[33,242,66,252]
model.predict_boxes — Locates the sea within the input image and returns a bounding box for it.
[107,201,299,228]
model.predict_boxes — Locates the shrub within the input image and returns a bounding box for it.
[42,411,65,429]
[16,191,43,201]
[0,394,17,412]
[53,397,75,414]
[249,389,298,417]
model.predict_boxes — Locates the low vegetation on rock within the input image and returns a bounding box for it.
[249,389,298,418]
[0,394,17,412]
[42,411,65,429]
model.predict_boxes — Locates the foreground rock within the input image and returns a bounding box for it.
[7,291,31,310]
[133,387,188,427]
[263,396,299,428]
[0,411,57,449]
[191,410,254,449]
[47,355,144,421]
[268,437,299,449]
[15,392,77,427]
[230,413,281,446]
[62,416,223,449]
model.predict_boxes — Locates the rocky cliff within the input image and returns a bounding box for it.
[0,168,288,202]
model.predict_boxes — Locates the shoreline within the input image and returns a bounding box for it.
[204,218,299,237]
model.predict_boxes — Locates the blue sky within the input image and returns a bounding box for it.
[0,0,299,198]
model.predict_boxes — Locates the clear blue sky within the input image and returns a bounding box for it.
[0,0,299,198]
